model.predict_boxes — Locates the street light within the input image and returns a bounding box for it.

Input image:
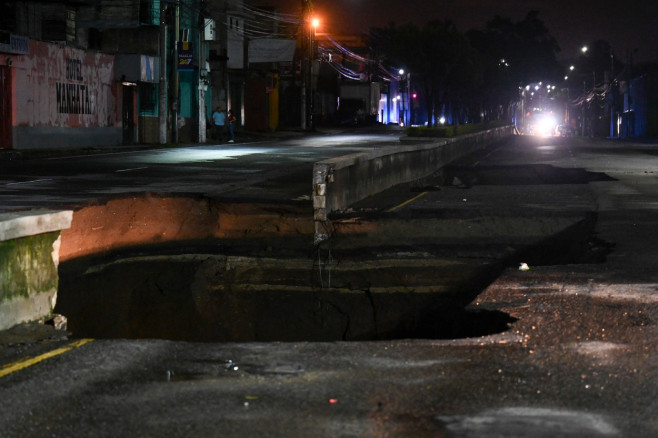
[301,7,319,131]
[398,69,409,126]
[578,45,595,136]
[308,16,319,130]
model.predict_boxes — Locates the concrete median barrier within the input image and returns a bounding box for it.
[312,126,514,241]
[0,210,73,330]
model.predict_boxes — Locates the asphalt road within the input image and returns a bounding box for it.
[0,130,404,213]
[2,133,658,437]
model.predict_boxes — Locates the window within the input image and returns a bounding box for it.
[139,0,157,25]
[0,2,16,32]
[66,9,76,43]
[88,28,101,50]
[139,83,157,113]
[43,20,66,41]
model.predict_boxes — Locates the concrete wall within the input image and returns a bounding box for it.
[0,210,72,330]
[7,39,120,149]
[312,126,514,239]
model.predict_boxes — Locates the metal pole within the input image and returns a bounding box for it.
[610,52,615,138]
[300,0,313,130]
[301,66,306,130]
[158,1,168,144]
[198,16,207,143]
[173,1,180,144]
[581,80,586,137]
[308,20,314,130]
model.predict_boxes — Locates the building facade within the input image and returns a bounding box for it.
[3,38,119,149]
[0,0,211,149]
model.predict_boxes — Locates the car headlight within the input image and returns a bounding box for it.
[536,116,556,136]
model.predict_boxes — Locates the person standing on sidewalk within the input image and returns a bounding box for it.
[211,107,226,142]
[227,109,236,143]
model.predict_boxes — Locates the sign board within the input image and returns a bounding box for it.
[204,18,215,41]
[249,39,296,63]
[177,41,194,71]
[0,31,29,55]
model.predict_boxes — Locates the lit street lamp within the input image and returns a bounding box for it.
[308,15,319,130]
[300,0,318,130]
[398,69,409,126]
[576,45,597,137]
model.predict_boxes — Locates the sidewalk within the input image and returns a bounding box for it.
[0,124,407,161]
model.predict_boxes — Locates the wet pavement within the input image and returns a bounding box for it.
[2,134,658,436]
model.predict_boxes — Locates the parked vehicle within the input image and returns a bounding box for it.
[557,124,575,137]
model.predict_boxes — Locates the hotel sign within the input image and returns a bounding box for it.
[56,58,94,114]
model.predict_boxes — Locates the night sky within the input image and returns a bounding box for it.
[256,0,658,63]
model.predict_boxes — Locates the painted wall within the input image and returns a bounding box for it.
[630,73,658,138]
[10,40,120,149]
[0,210,73,330]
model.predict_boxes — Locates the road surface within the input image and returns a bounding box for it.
[2,133,658,437]
[0,131,403,213]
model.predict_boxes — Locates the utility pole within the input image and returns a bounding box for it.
[581,79,586,137]
[300,0,307,130]
[173,1,180,144]
[300,0,314,130]
[308,16,317,130]
[609,52,614,138]
[158,1,169,144]
[198,11,209,144]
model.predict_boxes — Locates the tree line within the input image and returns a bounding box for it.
[369,11,563,126]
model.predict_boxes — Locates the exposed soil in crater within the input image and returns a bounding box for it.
[56,194,607,342]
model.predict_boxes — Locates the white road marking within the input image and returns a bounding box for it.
[6,178,53,186]
[115,167,149,173]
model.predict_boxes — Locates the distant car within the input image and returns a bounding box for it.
[527,113,558,137]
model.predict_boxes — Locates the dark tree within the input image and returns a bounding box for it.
[573,40,620,86]
[370,20,480,126]
[370,11,560,126]
[467,11,562,121]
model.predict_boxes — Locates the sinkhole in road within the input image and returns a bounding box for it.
[57,244,514,342]
[55,198,610,343]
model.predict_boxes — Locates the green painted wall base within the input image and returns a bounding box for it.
[0,210,72,331]
[0,233,61,330]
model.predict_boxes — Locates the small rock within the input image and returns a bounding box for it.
[46,314,68,331]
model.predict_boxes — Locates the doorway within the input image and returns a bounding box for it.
[122,84,136,144]
[0,66,12,149]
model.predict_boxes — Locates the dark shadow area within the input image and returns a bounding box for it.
[435,308,518,339]
[57,247,511,343]
[439,163,616,188]
[512,213,614,266]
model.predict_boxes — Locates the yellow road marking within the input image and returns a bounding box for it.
[386,144,501,213]
[387,191,427,212]
[0,338,93,378]
[473,144,500,167]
